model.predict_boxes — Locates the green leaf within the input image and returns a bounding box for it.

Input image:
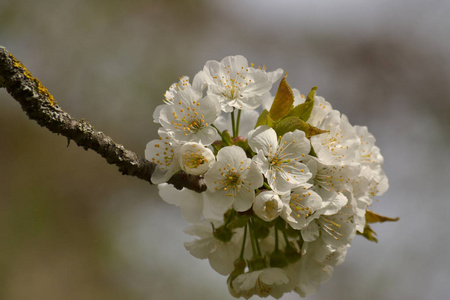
[272,116,329,138]
[305,86,317,103]
[357,211,399,243]
[286,86,317,122]
[255,109,274,128]
[366,210,399,224]
[269,75,294,121]
[286,102,313,122]
[357,224,378,243]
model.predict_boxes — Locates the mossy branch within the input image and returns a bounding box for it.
[0,46,206,192]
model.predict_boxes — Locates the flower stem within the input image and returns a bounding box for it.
[231,110,236,138]
[235,109,242,137]
[249,220,258,257]
[250,218,262,256]
[274,227,279,253]
[225,210,235,226]
[282,230,290,247]
[211,143,219,154]
[211,124,223,138]
[239,224,248,259]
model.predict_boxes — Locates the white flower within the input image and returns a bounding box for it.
[314,187,349,217]
[153,76,191,123]
[184,221,242,275]
[362,166,389,197]
[164,76,192,103]
[352,167,389,232]
[301,198,356,249]
[355,125,384,168]
[145,136,180,184]
[351,178,370,232]
[229,268,290,299]
[306,157,361,194]
[248,126,312,193]
[350,125,389,233]
[288,239,336,297]
[285,186,323,230]
[321,244,349,267]
[293,260,333,298]
[353,124,388,208]
[300,187,349,243]
[158,183,228,222]
[179,142,215,175]
[158,86,221,145]
[253,191,284,222]
[204,146,263,212]
[302,238,349,268]
[193,55,283,112]
[311,110,361,165]
[158,183,203,223]
[308,95,333,127]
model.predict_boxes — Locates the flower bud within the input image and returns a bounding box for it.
[213,224,234,242]
[253,191,283,222]
[247,255,268,272]
[269,251,289,268]
[179,142,215,175]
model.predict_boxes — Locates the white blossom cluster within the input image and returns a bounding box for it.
[146,55,389,298]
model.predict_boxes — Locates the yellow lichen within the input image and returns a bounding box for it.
[9,53,56,106]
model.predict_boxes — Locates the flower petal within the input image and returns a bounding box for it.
[248,125,278,156]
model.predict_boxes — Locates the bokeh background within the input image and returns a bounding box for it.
[1,1,449,299]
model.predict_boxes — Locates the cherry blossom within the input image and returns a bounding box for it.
[248,126,312,193]
[146,55,392,299]
[204,146,263,212]
[194,55,283,112]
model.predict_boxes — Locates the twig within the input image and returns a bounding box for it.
[0,46,206,192]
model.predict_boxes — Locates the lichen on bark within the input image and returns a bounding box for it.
[0,46,206,193]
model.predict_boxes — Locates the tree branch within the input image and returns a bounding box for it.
[0,46,206,192]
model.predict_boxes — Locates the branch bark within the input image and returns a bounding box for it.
[0,46,206,192]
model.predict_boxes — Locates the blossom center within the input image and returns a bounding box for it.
[314,165,347,192]
[182,116,205,133]
[264,199,279,219]
[216,65,253,100]
[321,130,348,160]
[289,193,313,218]
[149,139,174,170]
[268,151,291,172]
[225,172,242,189]
[319,216,344,240]
[183,152,207,169]
[213,169,245,198]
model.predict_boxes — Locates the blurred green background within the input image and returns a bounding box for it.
[1,1,449,299]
